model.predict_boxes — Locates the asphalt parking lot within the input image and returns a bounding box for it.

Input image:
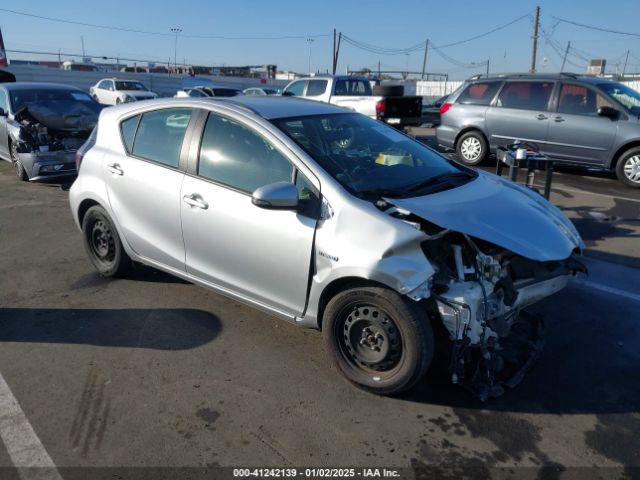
[0,144,639,479]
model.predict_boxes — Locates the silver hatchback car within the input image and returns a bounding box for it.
[70,97,584,398]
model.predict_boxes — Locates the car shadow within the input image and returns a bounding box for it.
[71,265,190,290]
[400,287,640,414]
[0,308,221,350]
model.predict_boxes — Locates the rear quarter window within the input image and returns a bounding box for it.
[120,115,140,153]
[457,81,501,106]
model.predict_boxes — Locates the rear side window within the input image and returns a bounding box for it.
[306,80,328,96]
[120,115,140,152]
[198,113,293,193]
[497,81,554,111]
[334,79,372,96]
[131,108,192,168]
[457,81,501,106]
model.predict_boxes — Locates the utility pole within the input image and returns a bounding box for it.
[81,35,85,58]
[421,39,429,79]
[378,60,381,79]
[486,59,490,77]
[332,29,336,75]
[622,50,630,78]
[307,38,315,74]
[530,6,540,73]
[333,30,342,75]
[561,41,571,72]
[171,27,182,72]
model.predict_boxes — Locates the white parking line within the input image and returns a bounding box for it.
[572,278,640,303]
[0,372,62,480]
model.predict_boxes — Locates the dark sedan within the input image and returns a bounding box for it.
[0,82,102,182]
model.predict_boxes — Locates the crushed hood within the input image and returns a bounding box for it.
[15,100,102,132]
[385,171,584,262]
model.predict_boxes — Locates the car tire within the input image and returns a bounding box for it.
[82,205,132,277]
[615,147,640,188]
[10,141,28,181]
[372,85,404,97]
[323,285,434,396]
[456,130,488,166]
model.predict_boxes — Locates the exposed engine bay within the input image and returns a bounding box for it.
[14,102,96,154]
[389,208,585,400]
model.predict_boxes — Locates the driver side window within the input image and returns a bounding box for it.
[198,113,294,193]
[284,81,306,97]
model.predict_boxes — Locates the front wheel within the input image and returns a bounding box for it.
[82,205,132,277]
[456,131,488,166]
[323,286,434,395]
[10,141,28,181]
[616,147,640,188]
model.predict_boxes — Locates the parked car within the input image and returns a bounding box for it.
[243,87,281,96]
[0,69,16,83]
[0,82,102,181]
[175,86,244,98]
[69,96,584,397]
[282,75,423,130]
[90,78,158,105]
[436,73,640,188]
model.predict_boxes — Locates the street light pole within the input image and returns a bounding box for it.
[171,27,182,72]
[306,38,314,74]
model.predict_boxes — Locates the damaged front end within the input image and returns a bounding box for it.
[383,175,586,400]
[422,229,584,400]
[11,100,100,181]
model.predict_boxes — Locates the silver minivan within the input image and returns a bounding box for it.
[436,73,640,188]
[69,96,584,398]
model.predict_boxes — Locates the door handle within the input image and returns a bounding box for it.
[107,163,124,176]
[536,114,548,120]
[183,194,209,210]
[553,116,565,122]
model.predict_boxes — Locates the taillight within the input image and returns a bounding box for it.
[375,99,386,119]
[440,102,453,115]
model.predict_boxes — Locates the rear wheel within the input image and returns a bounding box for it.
[456,130,488,166]
[615,147,640,188]
[323,286,434,395]
[82,205,132,277]
[10,141,28,181]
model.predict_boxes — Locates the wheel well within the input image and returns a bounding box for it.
[610,141,640,170]
[454,127,487,150]
[316,277,389,330]
[77,199,100,226]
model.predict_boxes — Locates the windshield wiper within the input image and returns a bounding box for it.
[403,171,475,194]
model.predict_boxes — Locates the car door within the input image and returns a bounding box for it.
[485,80,554,153]
[545,82,618,165]
[180,110,319,316]
[104,107,195,271]
[0,87,9,160]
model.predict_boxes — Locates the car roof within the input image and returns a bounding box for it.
[466,73,615,86]
[108,96,349,120]
[1,82,85,91]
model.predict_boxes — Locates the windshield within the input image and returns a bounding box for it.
[115,81,148,91]
[9,89,96,113]
[598,82,640,114]
[272,113,474,198]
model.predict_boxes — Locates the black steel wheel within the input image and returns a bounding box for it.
[323,286,434,395]
[10,141,28,181]
[82,205,131,277]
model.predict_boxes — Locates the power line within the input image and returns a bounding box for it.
[553,17,640,38]
[0,7,328,40]
[436,13,532,48]
[341,12,531,57]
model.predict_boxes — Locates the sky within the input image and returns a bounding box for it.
[1,0,640,79]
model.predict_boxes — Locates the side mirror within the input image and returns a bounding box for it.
[0,108,6,117]
[281,91,295,97]
[597,106,618,119]
[252,182,299,210]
